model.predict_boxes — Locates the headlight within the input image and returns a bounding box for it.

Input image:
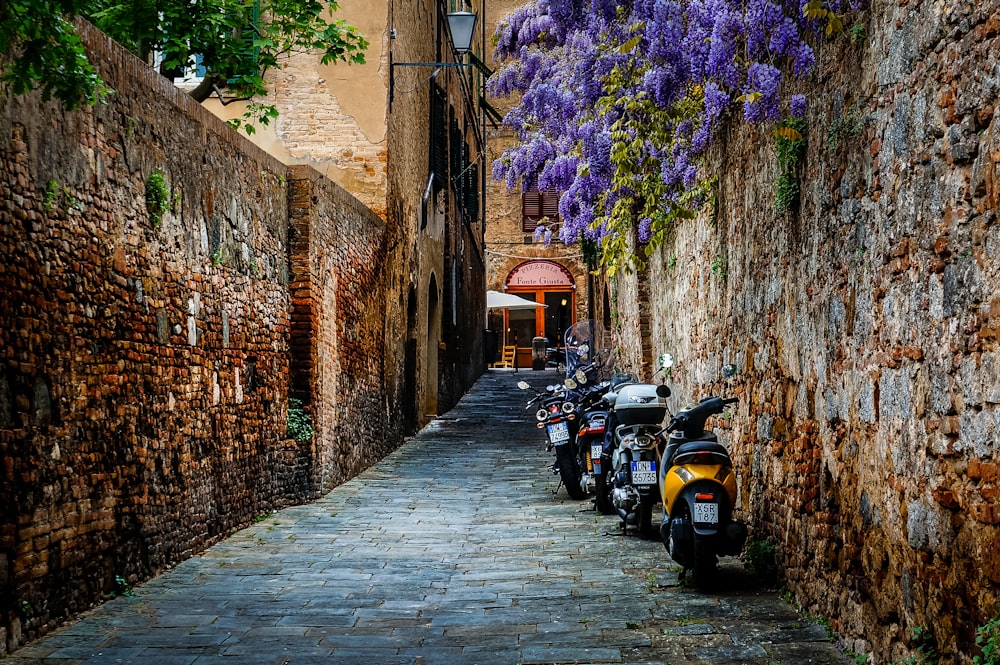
[634,433,656,449]
[561,401,576,414]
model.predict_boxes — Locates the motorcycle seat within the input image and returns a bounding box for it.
[670,440,731,466]
[675,440,727,455]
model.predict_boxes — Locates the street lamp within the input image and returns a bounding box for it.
[389,10,480,104]
[446,10,478,54]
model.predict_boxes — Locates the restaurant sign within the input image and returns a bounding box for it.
[506,261,575,288]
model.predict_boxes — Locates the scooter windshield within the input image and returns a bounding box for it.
[564,319,612,382]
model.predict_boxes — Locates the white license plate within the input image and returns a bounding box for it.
[693,502,719,524]
[547,421,570,444]
[631,460,657,486]
[591,444,603,460]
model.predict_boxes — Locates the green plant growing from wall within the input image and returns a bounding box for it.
[741,538,778,586]
[711,255,728,280]
[849,23,866,43]
[893,626,938,665]
[827,107,864,151]
[111,574,135,598]
[145,167,171,228]
[287,398,315,442]
[974,616,1000,665]
[43,179,79,211]
[43,180,60,211]
[773,117,808,213]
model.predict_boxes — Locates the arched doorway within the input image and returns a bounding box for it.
[403,286,418,432]
[425,275,440,417]
[497,260,576,368]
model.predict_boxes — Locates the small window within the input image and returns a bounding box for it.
[521,186,560,233]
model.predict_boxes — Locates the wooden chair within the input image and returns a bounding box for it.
[493,345,517,368]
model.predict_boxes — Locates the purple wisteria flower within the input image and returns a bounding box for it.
[489,0,866,248]
[791,94,807,117]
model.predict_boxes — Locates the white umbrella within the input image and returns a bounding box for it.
[486,290,547,310]
[486,290,546,351]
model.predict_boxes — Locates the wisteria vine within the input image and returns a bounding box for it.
[488,0,864,273]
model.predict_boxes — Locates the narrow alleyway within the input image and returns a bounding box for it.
[10,370,849,665]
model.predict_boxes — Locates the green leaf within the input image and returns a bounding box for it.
[774,126,803,142]
[803,0,829,20]
[825,14,844,35]
[619,35,642,53]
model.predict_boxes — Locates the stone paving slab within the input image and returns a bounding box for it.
[9,370,851,665]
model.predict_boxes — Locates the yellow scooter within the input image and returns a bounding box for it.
[657,394,747,588]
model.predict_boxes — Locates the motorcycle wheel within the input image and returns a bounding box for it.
[594,469,615,514]
[555,445,586,500]
[690,536,717,589]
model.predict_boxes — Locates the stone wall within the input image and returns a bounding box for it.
[0,22,403,654]
[385,0,487,426]
[611,0,1000,661]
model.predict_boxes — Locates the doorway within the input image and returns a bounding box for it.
[425,276,440,417]
[502,260,578,368]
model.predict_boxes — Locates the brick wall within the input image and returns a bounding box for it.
[611,0,1000,660]
[0,21,403,653]
[287,166,395,491]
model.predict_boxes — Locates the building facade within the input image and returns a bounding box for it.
[205,0,487,427]
[482,0,593,369]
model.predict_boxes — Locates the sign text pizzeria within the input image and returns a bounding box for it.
[506,261,575,288]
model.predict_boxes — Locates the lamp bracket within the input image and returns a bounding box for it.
[389,61,475,105]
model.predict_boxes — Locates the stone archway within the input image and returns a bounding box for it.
[502,260,577,368]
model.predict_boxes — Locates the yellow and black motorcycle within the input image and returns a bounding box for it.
[657,394,747,588]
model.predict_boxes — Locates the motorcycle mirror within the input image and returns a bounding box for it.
[659,353,674,370]
[517,381,530,390]
[564,378,578,390]
[575,369,588,384]
[656,384,671,398]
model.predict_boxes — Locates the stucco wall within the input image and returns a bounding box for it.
[612,1,999,661]
[203,0,390,217]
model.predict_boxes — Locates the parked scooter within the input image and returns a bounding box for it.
[518,321,615,501]
[545,344,566,371]
[589,372,635,515]
[568,380,611,498]
[518,369,594,500]
[604,378,668,537]
[656,355,747,587]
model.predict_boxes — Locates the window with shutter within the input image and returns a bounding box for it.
[429,85,447,187]
[521,190,541,232]
[465,163,479,224]
[521,178,560,232]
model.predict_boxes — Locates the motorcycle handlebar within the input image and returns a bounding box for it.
[666,395,737,436]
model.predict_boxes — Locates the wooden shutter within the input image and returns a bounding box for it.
[466,162,479,224]
[522,191,541,232]
[541,191,560,220]
[429,85,447,186]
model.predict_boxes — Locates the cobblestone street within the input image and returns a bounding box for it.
[10,370,849,665]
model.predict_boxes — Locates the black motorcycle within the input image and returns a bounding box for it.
[518,378,588,499]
